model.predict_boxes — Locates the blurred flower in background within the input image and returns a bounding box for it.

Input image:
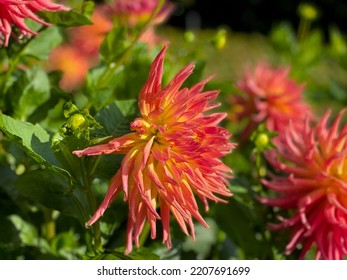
[107,0,175,27]
[47,44,91,92]
[106,0,175,48]
[46,0,175,92]
[260,110,347,259]
[73,44,235,254]
[0,0,69,46]
[68,6,113,58]
[229,62,314,140]
[47,4,112,91]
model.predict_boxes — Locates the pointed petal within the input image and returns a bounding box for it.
[138,43,168,116]
[73,133,136,157]
[85,171,122,227]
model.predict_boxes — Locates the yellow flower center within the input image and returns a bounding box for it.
[130,118,161,141]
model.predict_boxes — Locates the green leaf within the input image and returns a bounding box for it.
[182,218,218,259]
[38,9,92,28]
[0,114,70,179]
[269,23,297,53]
[85,65,122,110]
[8,66,50,120]
[24,26,64,60]
[16,169,89,222]
[215,199,272,259]
[0,165,18,201]
[81,1,95,18]
[0,215,21,255]
[28,87,71,124]
[0,114,55,164]
[100,27,131,63]
[50,231,86,259]
[95,99,138,137]
[86,43,150,109]
[296,30,323,67]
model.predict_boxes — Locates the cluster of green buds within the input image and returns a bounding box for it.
[60,102,102,139]
[183,28,227,50]
[51,102,102,177]
[250,123,277,178]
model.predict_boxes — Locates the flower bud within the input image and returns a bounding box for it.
[298,3,319,21]
[68,113,87,131]
[254,133,269,148]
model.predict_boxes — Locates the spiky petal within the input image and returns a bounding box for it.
[0,0,69,46]
[73,43,235,254]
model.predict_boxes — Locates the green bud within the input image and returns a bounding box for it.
[15,164,26,175]
[212,29,227,49]
[258,166,267,177]
[68,113,87,130]
[184,31,195,42]
[298,3,319,21]
[255,133,269,148]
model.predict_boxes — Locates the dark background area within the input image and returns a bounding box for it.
[167,0,347,37]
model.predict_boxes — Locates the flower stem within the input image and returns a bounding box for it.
[139,222,151,248]
[80,158,102,251]
[298,19,311,43]
[43,208,56,241]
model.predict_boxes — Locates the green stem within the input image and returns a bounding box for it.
[43,208,56,241]
[138,222,151,248]
[80,157,102,251]
[298,19,311,42]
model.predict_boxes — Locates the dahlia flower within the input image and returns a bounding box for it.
[261,110,347,259]
[0,0,69,46]
[230,62,313,139]
[73,44,235,254]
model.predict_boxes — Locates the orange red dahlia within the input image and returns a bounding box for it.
[73,44,235,254]
[261,110,347,259]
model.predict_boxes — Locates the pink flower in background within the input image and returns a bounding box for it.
[73,44,235,254]
[106,0,175,48]
[107,0,175,27]
[260,110,347,259]
[0,0,69,46]
[230,62,313,139]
